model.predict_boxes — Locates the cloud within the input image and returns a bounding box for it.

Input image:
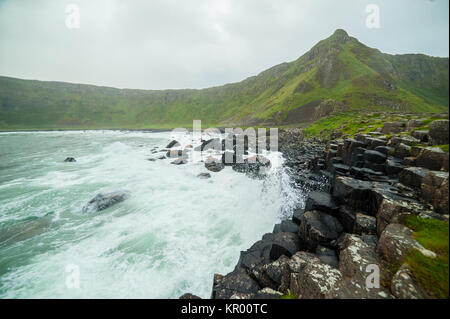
[0,0,448,89]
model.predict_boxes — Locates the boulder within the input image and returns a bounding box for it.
[305,191,339,215]
[315,245,338,268]
[290,259,343,299]
[292,207,305,225]
[399,167,429,188]
[251,255,290,290]
[421,170,449,214]
[211,272,260,299]
[429,120,449,145]
[171,158,187,165]
[82,191,130,213]
[376,198,414,235]
[273,220,299,234]
[299,210,343,250]
[166,140,180,148]
[197,172,211,179]
[393,143,411,159]
[377,223,436,265]
[338,234,380,282]
[374,146,392,155]
[205,157,224,172]
[250,288,283,299]
[415,147,449,171]
[166,150,184,158]
[391,264,429,299]
[353,213,376,235]
[64,157,76,162]
[364,150,387,164]
[270,232,301,260]
[381,122,405,134]
[411,130,429,143]
[325,278,393,299]
[333,176,373,212]
[385,158,404,176]
[195,138,221,151]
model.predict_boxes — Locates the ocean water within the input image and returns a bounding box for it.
[0,130,304,298]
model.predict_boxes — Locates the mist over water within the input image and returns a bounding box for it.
[0,130,304,298]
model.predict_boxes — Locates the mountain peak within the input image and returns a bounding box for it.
[329,29,350,43]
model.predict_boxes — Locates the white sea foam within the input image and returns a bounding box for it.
[0,130,304,298]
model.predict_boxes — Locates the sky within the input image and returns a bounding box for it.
[0,0,448,90]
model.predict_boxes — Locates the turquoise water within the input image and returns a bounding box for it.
[0,130,301,298]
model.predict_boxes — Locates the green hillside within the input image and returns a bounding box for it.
[0,29,448,130]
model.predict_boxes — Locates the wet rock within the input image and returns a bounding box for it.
[299,210,343,250]
[399,167,429,188]
[377,223,436,265]
[391,264,428,299]
[166,150,184,158]
[179,293,201,299]
[364,150,387,164]
[305,191,339,215]
[421,170,449,214]
[353,213,376,235]
[166,140,180,148]
[374,146,392,155]
[64,157,76,162]
[82,191,129,213]
[171,158,187,165]
[386,158,404,176]
[325,278,393,299]
[292,208,305,225]
[273,220,299,234]
[315,245,338,268]
[429,120,449,145]
[211,272,260,299]
[251,255,290,290]
[278,251,316,293]
[205,157,224,172]
[333,176,373,212]
[195,138,221,151]
[197,172,211,179]
[270,232,300,260]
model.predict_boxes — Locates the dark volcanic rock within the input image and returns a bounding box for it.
[211,272,260,299]
[364,150,387,164]
[166,140,180,148]
[299,210,343,250]
[82,191,129,213]
[197,172,211,179]
[270,232,300,260]
[179,293,201,299]
[429,120,449,145]
[205,157,225,172]
[64,157,76,162]
[305,191,339,215]
[315,245,338,268]
[273,220,299,234]
[399,167,429,188]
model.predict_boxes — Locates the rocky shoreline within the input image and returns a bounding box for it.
[180,117,449,300]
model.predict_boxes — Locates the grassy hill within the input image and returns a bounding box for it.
[0,29,448,130]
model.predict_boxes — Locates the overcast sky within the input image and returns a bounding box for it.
[0,0,448,90]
